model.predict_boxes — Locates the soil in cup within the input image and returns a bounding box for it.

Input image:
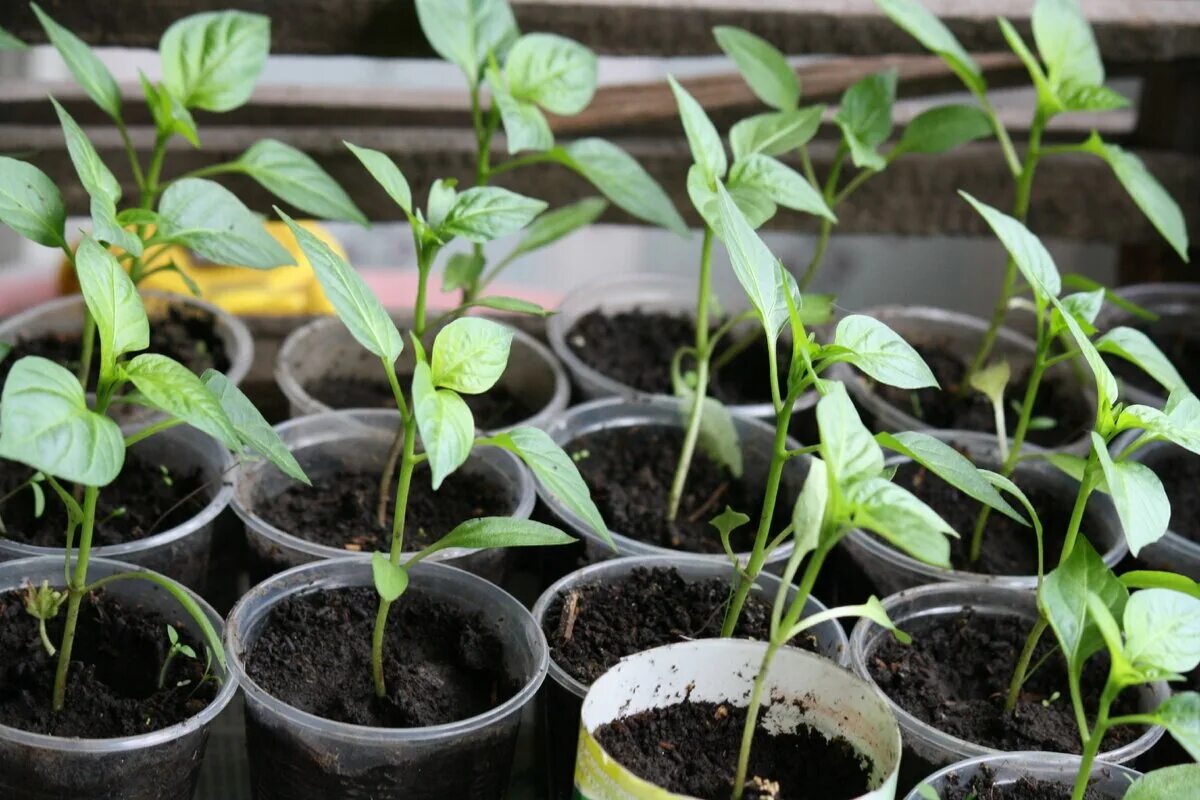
[306,374,537,430]
[934,764,1110,800]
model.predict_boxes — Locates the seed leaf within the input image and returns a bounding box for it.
[371,553,408,603]
[160,11,270,112]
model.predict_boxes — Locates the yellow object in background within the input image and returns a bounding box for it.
[58,220,339,316]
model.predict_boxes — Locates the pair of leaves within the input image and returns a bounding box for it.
[489,33,598,153]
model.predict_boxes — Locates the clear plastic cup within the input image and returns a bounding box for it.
[532,553,850,799]
[0,423,234,592]
[0,556,238,799]
[903,752,1141,799]
[1097,282,1200,408]
[538,396,802,568]
[1122,438,1200,580]
[231,409,535,583]
[849,583,1168,793]
[225,556,547,799]
[275,315,569,432]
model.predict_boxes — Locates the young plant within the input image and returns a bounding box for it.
[157,624,197,690]
[277,175,612,698]
[876,0,1189,386]
[0,233,304,712]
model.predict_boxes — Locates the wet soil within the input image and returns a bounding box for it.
[935,764,1108,799]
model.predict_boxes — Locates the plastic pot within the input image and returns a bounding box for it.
[839,430,1126,596]
[1121,438,1200,580]
[1097,282,1200,408]
[539,396,803,567]
[834,305,1093,454]
[546,272,817,421]
[231,409,535,583]
[0,556,238,800]
[903,752,1141,800]
[532,554,851,799]
[225,557,547,800]
[276,315,569,432]
[574,639,902,799]
[849,582,1168,792]
[0,423,234,592]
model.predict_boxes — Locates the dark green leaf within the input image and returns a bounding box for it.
[1039,536,1128,674]
[506,197,607,260]
[1096,327,1186,395]
[442,253,486,292]
[894,104,993,155]
[422,516,575,555]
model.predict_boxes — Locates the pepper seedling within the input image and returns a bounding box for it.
[157,624,197,690]
[277,173,612,698]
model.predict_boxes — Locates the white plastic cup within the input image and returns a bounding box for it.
[903,752,1141,799]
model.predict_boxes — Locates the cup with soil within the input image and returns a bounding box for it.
[839,430,1127,596]
[1120,439,1200,580]
[276,315,569,431]
[0,555,237,799]
[546,272,817,421]
[574,639,901,800]
[226,556,546,799]
[834,306,1094,454]
[1096,282,1200,408]
[538,396,804,567]
[532,554,851,799]
[232,408,534,583]
[0,423,234,592]
[849,582,1167,795]
[903,752,1141,800]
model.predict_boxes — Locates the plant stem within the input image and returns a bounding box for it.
[158,649,177,690]
[123,418,185,449]
[51,484,98,711]
[1003,616,1047,712]
[731,640,779,800]
[1069,682,1115,800]
[798,217,833,291]
[140,134,170,209]
[118,122,146,191]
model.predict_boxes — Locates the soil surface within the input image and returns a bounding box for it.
[875,346,1091,448]
[543,567,816,686]
[567,425,788,553]
[245,586,516,727]
[935,765,1107,800]
[0,304,230,390]
[594,698,873,800]
[0,457,207,547]
[1155,447,1200,544]
[0,589,217,736]
[306,374,537,430]
[256,465,511,552]
[566,309,789,406]
[1105,316,1200,398]
[869,609,1143,754]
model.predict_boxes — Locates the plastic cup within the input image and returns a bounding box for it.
[902,752,1141,799]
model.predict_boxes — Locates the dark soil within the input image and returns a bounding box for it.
[869,609,1144,754]
[1105,316,1200,398]
[244,586,516,728]
[306,374,537,430]
[594,698,873,800]
[0,457,207,547]
[565,309,789,406]
[256,465,511,553]
[0,304,230,390]
[935,765,1107,800]
[875,346,1091,448]
[0,589,217,736]
[1155,447,1200,544]
[543,567,816,686]
[567,425,788,553]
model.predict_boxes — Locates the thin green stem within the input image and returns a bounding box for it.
[694,228,715,354]
[798,217,833,291]
[123,418,185,449]
[833,168,875,206]
[732,641,779,800]
[117,122,146,190]
[1004,616,1048,712]
[484,151,555,179]
[1069,682,1115,800]
[51,485,98,711]
[1067,669,1089,743]
[140,134,170,209]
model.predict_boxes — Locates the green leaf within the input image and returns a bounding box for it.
[1092,431,1169,557]
[1055,289,1105,333]
[427,179,458,229]
[873,0,983,95]
[466,296,549,317]
[0,356,124,486]
[505,33,597,115]
[1123,588,1200,674]
[415,0,518,86]
[841,128,887,172]
[371,552,408,603]
[236,139,366,225]
[1124,764,1200,800]
[442,253,486,292]
[0,24,26,50]
[160,11,270,112]
[981,470,1045,576]
[998,18,1058,111]
[488,426,611,549]
[713,26,798,111]
[668,75,727,185]
[1032,0,1103,91]
[431,317,513,394]
[1040,536,1128,674]
[345,142,412,215]
[1121,570,1200,600]
[277,209,402,363]
[122,354,240,449]
[0,156,66,247]
[1126,391,1200,455]
[688,166,774,230]
[729,154,835,222]
[420,516,575,556]
[712,181,786,337]
[817,382,884,485]
[834,70,898,168]
[894,104,993,155]
[729,107,823,160]
[506,197,607,260]
[487,63,553,154]
[1052,294,1118,414]
[672,380,743,478]
[158,179,293,269]
[792,457,828,558]
[833,314,937,389]
[440,187,548,243]
[557,139,688,235]
[412,361,475,489]
[847,477,954,567]
[1084,134,1189,262]
[1154,692,1200,760]
[968,359,1010,405]
[1057,81,1129,112]
[31,3,121,121]
[49,97,119,206]
[140,72,200,148]
[201,370,309,484]
[1096,327,1186,395]
[89,197,143,258]
[960,191,1061,300]
[710,505,750,560]
[74,235,149,377]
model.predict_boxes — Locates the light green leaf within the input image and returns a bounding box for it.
[236,140,366,225]
[74,235,149,376]
[1040,536,1128,673]
[427,179,459,229]
[415,0,518,86]
[960,191,1061,299]
[158,179,293,269]
[729,154,835,222]
[841,127,887,171]
[688,166,775,230]
[894,104,993,155]
[968,359,1010,405]
[1092,431,1169,557]
[277,209,402,363]
[345,142,412,214]
[440,186,548,243]
[122,354,240,448]
[487,63,553,154]
[0,24,26,50]
[201,370,309,484]
[713,26,798,111]
[431,317,513,394]
[506,197,607,261]
[505,33,597,115]
[32,3,121,121]
[1032,0,1103,90]
[419,516,575,556]
[1055,288,1106,332]
[1132,391,1200,455]
[557,139,688,235]
[442,253,486,292]
[140,72,200,147]
[371,552,408,603]
[729,107,823,160]
[873,0,983,95]
[0,356,124,486]
[1045,452,1090,483]
[833,314,937,389]
[1123,588,1200,674]
[1121,570,1200,600]
[672,377,743,478]
[1058,81,1130,112]
[466,296,549,316]
[89,197,143,258]
[710,506,750,560]
[792,457,828,558]
[834,70,897,167]
[1096,327,1186,395]
[412,361,475,490]
[846,477,954,567]
[50,97,119,205]
[817,381,884,485]
[1155,693,1200,761]
[0,156,66,247]
[1124,764,1200,800]
[160,11,270,112]
[712,181,786,336]
[668,75,727,185]
[998,18,1058,110]
[1052,294,1118,413]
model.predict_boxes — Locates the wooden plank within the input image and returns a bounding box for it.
[2,0,1196,62]
[2,123,1194,244]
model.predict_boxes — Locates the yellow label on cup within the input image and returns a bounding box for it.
[573,724,689,800]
